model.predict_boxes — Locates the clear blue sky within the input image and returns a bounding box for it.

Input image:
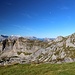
[0,0,75,38]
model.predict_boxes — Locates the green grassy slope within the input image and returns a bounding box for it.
[0,62,75,75]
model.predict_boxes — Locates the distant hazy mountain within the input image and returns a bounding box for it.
[8,35,21,40]
[24,36,55,41]
[0,35,55,42]
[0,35,8,41]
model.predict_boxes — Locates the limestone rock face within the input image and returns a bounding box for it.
[66,36,75,47]
[51,54,56,60]
[1,33,75,64]
[54,36,63,42]
[64,57,73,63]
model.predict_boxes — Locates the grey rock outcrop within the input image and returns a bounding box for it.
[1,33,75,65]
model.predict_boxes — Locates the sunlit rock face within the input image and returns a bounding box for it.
[54,36,63,42]
[1,33,75,65]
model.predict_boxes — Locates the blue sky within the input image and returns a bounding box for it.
[0,0,75,38]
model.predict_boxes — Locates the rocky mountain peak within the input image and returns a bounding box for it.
[0,33,75,65]
[54,36,64,42]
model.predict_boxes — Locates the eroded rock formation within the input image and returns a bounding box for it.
[0,33,75,65]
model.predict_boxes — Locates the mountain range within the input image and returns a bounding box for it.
[0,33,75,65]
[0,35,55,42]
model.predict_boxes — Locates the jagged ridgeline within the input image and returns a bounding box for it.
[0,33,75,65]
